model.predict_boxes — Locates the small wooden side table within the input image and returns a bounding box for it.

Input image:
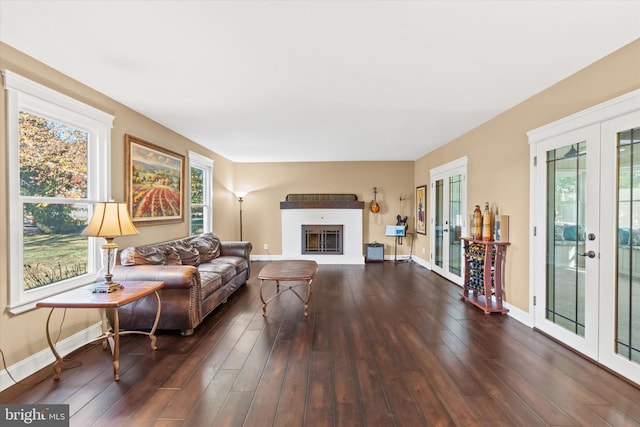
[36,280,164,381]
[257,260,318,317]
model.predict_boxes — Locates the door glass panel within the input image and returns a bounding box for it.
[617,127,640,363]
[449,174,462,276]
[546,142,587,337]
[434,179,443,268]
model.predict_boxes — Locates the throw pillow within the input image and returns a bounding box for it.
[164,245,182,265]
[171,242,200,266]
[120,246,167,266]
[190,233,221,263]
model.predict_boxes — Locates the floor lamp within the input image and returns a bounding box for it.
[236,192,247,241]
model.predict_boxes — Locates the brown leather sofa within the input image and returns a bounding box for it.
[112,233,251,335]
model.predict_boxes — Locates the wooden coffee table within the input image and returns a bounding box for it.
[257,260,318,317]
[36,280,164,381]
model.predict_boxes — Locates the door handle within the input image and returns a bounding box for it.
[579,250,596,258]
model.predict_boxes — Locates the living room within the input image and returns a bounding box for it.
[1,2,640,423]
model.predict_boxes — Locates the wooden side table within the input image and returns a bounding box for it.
[36,280,164,381]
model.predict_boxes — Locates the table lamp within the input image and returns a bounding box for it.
[82,202,139,292]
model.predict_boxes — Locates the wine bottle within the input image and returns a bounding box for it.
[473,205,482,240]
[482,202,492,241]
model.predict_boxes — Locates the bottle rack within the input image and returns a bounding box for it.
[460,238,510,314]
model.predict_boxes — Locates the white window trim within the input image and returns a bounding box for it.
[188,151,214,234]
[3,70,114,314]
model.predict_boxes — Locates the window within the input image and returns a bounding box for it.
[4,70,113,314]
[188,151,213,235]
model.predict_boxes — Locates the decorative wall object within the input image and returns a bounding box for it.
[370,187,381,213]
[416,185,426,234]
[125,134,184,225]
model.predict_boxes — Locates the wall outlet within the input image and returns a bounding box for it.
[422,247,426,255]
[263,243,269,250]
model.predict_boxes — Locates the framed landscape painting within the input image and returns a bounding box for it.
[125,134,184,225]
[416,185,426,234]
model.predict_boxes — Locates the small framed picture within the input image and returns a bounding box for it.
[416,185,426,234]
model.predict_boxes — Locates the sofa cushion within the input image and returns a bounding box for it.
[199,271,223,300]
[215,256,249,275]
[190,233,221,263]
[199,261,236,284]
[171,242,200,266]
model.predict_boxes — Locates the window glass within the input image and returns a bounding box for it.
[19,112,91,290]
[4,70,113,313]
[191,166,204,204]
[188,152,213,235]
[23,202,89,290]
[19,112,88,198]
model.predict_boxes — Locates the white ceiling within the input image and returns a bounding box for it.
[1,1,639,163]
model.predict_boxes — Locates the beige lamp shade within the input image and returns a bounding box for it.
[82,202,139,238]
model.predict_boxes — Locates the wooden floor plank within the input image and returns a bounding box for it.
[332,356,363,427]
[213,391,254,427]
[370,343,427,426]
[178,368,240,427]
[272,323,313,427]
[401,369,455,427]
[1,261,638,427]
[354,357,394,426]
[305,351,335,427]
[241,338,292,427]
[155,320,249,421]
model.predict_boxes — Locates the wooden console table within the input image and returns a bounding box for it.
[36,280,164,381]
[258,260,318,317]
[460,238,510,314]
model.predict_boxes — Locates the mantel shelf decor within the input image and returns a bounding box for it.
[280,194,365,210]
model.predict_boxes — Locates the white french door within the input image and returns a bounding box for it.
[430,157,467,285]
[530,90,640,384]
[599,112,640,383]
[532,124,601,359]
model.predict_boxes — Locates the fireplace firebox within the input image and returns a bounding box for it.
[302,225,343,255]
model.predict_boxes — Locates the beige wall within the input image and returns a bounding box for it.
[0,43,236,369]
[234,161,415,256]
[414,38,640,312]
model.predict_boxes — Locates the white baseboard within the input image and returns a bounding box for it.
[0,322,103,392]
[409,255,431,269]
[250,254,282,262]
[252,254,431,269]
[505,302,533,327]
[252,254,366,263]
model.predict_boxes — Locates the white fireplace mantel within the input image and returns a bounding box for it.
[281,208,364,264]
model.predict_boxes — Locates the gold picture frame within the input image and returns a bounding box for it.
[416,185,426,234]
[125,134,184,226]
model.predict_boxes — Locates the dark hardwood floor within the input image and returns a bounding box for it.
[2,261,640,426]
